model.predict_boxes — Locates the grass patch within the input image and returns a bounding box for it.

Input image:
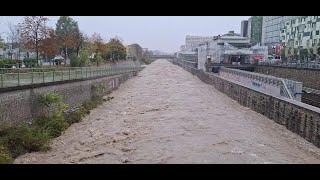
[33,114,68,138]
[0,145,13,164]
[64,106,88,125]
[0,123,50,158]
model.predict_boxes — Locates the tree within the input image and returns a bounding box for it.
[105,37,126,62]
[18,16,49,61]
[75,31,87,57]
[70,53,79,67]
[293,48,299,60]
[0,36,5,49]
[281,47,286,61]
[79,50,89,67]
[300,49,308,62]
[7,22,22,59]
[55,16,78,63]
[41,28,59,61]
[308,48,317,61]
[90,33,105,65]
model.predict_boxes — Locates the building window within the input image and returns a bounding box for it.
[295,41,298,45]
[316,30,319,35]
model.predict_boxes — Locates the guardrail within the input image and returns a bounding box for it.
[258,62,320,69]
[220,67,282,87]
[219,67,302,100]
[0,66,144,88]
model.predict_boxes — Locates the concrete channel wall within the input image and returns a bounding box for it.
[171,60,320,148]
[0,71,140,128]
[254,65,320,90]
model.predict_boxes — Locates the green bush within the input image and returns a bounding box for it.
[83,101,98,110]
[70,53,79,67]
[23,58,38,67]
[0,145,13,164]
[64,106,87,125]
[79,50,89,67]
[0,58,23,68]
[33,113,68,138]
[140,57,151,65]
[0,91,108,163]
[92,95,104,105]
[3,124,50,158]
[38,93,62,107]
[45,115,68,138]
[96,55,104,66]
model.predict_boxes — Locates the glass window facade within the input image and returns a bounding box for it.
[262,16,300,47]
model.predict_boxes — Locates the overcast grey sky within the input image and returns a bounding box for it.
[0,16,250,53]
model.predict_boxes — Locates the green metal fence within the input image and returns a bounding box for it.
[0,66,144,88]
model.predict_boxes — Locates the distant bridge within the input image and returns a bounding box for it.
[150,55,175,60]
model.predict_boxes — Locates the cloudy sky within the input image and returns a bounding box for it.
[0,16,250,53]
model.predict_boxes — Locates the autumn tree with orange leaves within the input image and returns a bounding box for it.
[90,33,106,65]
[40,28,59,60]
[18,16,49,61]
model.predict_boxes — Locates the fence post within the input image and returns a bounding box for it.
[31,69,34,84]
[42,69,45,83]
[69,68,71,80]
[53,69,55,82]
[18,68,20,86]
[1,69,3,87]
[76,68,78,79]
[62,69,64,80]
[86,68,88,78]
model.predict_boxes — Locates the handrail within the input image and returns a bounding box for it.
[219,67,299,100]
[0,66,144,88]
[281,79,294,99]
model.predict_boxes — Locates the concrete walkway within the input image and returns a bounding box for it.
[15,59,320,164]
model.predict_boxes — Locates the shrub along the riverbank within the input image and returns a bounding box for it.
[0,91,110,164]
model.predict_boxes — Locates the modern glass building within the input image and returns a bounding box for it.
[241,20,248,37]
[250,16,263,46]
[261,16,300,47]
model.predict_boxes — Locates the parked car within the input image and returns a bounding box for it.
[52,55,65,65]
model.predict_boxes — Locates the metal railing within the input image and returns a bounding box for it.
[0,66,144,88]
[219,67,299,100]
[258,61,320,69]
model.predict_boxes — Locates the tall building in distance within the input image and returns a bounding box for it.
[250,16,263,46]
[261,16,300,47]
[240,17,263,46]
[247,18,252,40]
[280,16,320,50]
[241,20,248,37]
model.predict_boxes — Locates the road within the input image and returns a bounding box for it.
[14,59,320,164]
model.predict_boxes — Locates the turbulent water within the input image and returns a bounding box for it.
[15,59,320,164]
